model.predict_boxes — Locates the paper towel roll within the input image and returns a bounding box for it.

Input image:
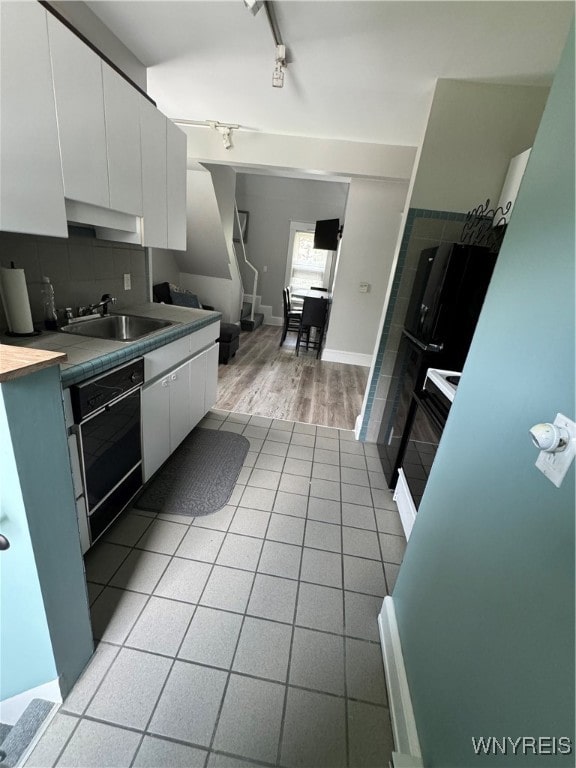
[0,266,35,335]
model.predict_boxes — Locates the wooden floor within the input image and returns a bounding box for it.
[215,325,369,430]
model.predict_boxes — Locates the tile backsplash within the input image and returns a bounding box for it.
[0,229,149,331]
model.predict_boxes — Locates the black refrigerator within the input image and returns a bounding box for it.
[377,242,497,487]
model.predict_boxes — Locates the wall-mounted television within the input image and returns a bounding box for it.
[314,218,340,251]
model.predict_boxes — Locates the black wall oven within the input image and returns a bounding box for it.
[399,375,452,509]
[392,370,458,538]
[70,358,144,545]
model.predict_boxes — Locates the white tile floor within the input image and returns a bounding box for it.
[25,411,407,768]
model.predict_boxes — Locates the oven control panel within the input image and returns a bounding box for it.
[69,358,144,422]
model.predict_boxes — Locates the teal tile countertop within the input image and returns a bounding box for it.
[1,303,221,387]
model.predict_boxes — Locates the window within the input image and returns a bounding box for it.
[285,222,333,292]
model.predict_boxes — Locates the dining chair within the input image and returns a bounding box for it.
[280,288,302,346]
[296,296,328,359]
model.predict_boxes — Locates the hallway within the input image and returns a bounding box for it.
[215,326,369,430]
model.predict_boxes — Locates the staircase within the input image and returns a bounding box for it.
[0,700,54,767]
[240,301,264,332]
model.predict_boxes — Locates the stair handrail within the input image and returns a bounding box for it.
[234,202,257,323]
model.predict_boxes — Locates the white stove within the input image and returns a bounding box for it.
[424,368,461,403]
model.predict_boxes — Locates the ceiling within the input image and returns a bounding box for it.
[87,1,573,147]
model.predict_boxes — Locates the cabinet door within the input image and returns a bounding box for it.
[188,351,207,432]
[140,98,168,247]
[166,120,187,250]
[103,63,143,216]
[168,359,193,451]
[48,14,109,208]
[0,3,67,237]
[142,377,171,481]
[204,343,219,414]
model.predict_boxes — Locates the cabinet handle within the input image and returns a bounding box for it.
[170,373,177,381]
[162,379,169,387]
[0,534,10,551]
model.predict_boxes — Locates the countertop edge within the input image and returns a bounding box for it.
[0,345,67,383]
[60,311,222,387]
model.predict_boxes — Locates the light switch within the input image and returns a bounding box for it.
[359,282,370,293]
[123,273,131,290]
[532,413,576,488]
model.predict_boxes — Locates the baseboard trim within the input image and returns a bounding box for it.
[321,348,372,367]
[0,679,62,725]
[378,596,424,766]
[258,304,282,326]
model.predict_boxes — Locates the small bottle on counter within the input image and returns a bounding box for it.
[41,276,58,330]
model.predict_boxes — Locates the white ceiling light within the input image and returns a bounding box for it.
[273,44,286,88]
[243,0,288,88]
[220,126,232,150]
[243,0,264,16]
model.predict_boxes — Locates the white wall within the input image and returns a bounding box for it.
[324,179,408,365]
[180,169,232,280]
[181,125,416,182]
[410,79,550,212]
[205,164,243,323]
[50,1,147,91]
[150,247,180,286]
[176,166,242,323]
[235,174,348,318]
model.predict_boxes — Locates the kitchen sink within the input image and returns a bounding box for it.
[59,314,173,342]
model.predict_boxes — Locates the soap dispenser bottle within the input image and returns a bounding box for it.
[41,276,58,330]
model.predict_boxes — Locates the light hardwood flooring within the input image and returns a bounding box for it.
[215,325,369,430]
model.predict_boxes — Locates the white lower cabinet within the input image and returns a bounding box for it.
[141,374,171,482]
[204,342,219,413]
[168,359,193,452]
[142,342,219,481]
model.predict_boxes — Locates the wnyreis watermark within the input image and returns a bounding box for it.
[472,736,573,756]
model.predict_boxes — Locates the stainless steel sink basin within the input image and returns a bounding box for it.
[60,314,173,342]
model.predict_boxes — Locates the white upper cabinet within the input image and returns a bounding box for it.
[1,7,186,242]
[166,121,188,251]
[103,64,143,216]
[140,98,168,248]
[0,3,67,237]
[47,14,109,209]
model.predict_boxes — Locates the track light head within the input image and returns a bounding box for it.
[243,0,263,16]
[221,126,232,150]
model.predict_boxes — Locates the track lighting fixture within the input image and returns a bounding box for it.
[273,43,286,88]
[220,126,232,150]
[243,0,263,15]
[172,119,239,150]
[207,121,238,150]
[243,0,288,88]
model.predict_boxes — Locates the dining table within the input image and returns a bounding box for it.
[291,288,333,300]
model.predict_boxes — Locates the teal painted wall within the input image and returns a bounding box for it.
[0,386,57,700]
[394,25,575,767]
[1,366,93,700]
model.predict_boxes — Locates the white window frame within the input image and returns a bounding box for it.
[284,221,334,293]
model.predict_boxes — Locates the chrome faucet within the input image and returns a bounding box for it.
[81,294,117,317]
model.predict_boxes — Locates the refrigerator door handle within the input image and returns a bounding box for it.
[403,330,444,353]
[403,330,427,350]
[404,328,444,352]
